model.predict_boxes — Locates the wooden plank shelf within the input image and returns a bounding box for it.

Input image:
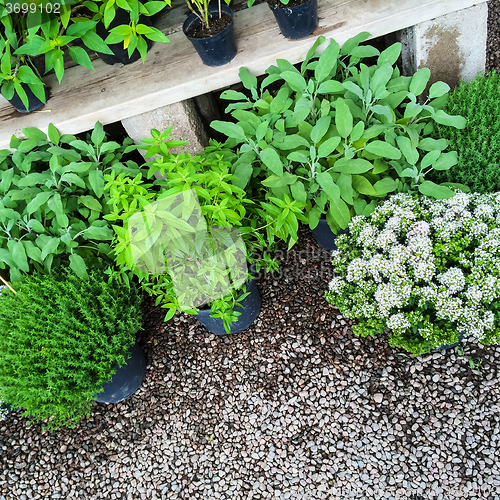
[0,0,486,147]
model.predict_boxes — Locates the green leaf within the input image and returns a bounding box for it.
[428,81,450,99]
[332,158,374,174]
[27,219,45,233]
[91,122,105,146]
[340,32,371,56]
[239,67,257,91]
[142,27,170,44]
[84,225,113,240]
[40,236,60,260]
[290,181,307,203]
[68,46,94,71]
[26,191,52,214]
[281,71,307,92]
[316,173,350,229]
[317,80,345,94]
[48,123,60,145]
[409,67,431,96]
[373,177,398,196]
[364,140,401,160]
[335,98,353,139]
[273,135,310,150]
[88,169,105,197]
[51,49,65,84]
[18,173,50,187]
[418,180,455,199]
[233,160,253,189]
[418,137,448,151]
[352,175,376,196]
[337,173,353,204]
[22,127,47,143]
[69,253,89,280]
[78,195,103,212]
[396,136,419,165]
[350,45,380,59]
[262,173,297,188]
[260,147,283,177]
[317,137,341,158]
[433,151,458,171]
[11,240,29,272]
[432,110,467,129]
[420,150,441,170]
[314,39,340,82]
[221,90,248,101]
[82,31,114,55]
[343,81,364,100]
[60,173,86,189]
[377,42,402,66]
[211,121,245,140]
[350,121,365,142]
[310,116,331,144]
[289,97,311,126]
[48,193,69,227]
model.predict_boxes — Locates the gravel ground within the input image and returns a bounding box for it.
[487,0,500,72]
[2,5,500,500]
[1,229,500,500]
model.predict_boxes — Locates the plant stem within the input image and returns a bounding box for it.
[0,275,17,295]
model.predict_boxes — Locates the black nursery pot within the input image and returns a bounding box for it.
[95,343,146,403]
[312,219,349,251]
[183,4,237,67]
[8,84,49,113]
[269,0,318,40]
[196,278,261,335]
[96,8,153,65]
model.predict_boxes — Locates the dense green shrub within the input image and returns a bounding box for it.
[430,72,500,193]
[0,267,142,429]
[0,122,145,282]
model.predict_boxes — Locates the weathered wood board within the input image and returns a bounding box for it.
[0,0,487,147]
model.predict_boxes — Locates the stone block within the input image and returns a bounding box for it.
[121,98,209,159]
[400,2,488,91]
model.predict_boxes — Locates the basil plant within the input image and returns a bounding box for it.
[212,33,467,236]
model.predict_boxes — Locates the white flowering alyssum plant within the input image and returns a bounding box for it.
[326,191,500,355]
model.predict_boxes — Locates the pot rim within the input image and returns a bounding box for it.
[183,4,234,40]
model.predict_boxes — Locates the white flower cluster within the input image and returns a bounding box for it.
[328,191,500,345]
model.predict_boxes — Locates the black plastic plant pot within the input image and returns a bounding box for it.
[196,278,261,335]
[269,0,318,40]
[96,8,153,65]
[95,343,146,403]
[437,331,465,351]
[8,84,49,113]
[312,219,349,251]
[183,4,237,67]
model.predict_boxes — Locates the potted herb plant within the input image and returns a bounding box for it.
[0,10,48,112]
[1,0,171,112]
[248,0,317,39]
[182,0,237,66]
[212,34,467,250]
[95,0,171,65]
[0,122,147,283]
[0,267,144,429]
[105,128,280,334]
[325,191,500,356]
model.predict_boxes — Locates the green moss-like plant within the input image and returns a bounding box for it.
[430,72,500,193]
[0,267,142,429]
